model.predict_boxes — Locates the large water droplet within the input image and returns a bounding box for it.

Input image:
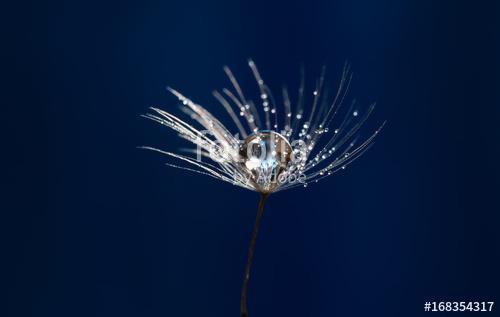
[239,131,292,193]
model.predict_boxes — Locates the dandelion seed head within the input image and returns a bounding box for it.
[142,61,384,193]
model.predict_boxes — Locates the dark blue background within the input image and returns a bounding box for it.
[4,0,500,316]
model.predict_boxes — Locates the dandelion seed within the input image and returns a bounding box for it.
[141,60,384,317]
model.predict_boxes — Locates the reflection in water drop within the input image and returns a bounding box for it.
[239,131,292,193]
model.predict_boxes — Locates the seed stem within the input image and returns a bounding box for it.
[241,193,269,317]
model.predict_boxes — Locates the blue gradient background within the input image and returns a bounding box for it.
[4,0,500,316]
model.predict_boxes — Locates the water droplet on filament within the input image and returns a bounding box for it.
[239,131,292,193]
